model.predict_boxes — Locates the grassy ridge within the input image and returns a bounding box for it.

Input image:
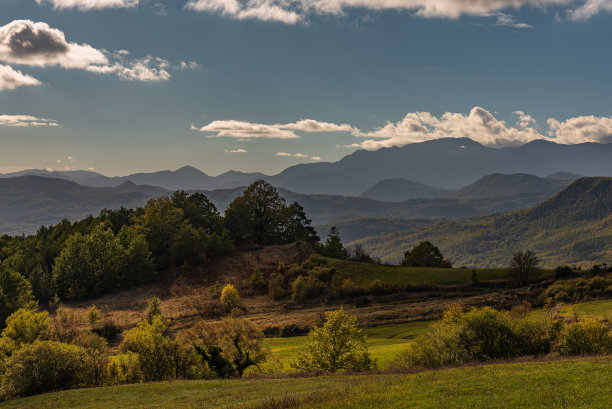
[1,356,609,409]
[327,258,519,286]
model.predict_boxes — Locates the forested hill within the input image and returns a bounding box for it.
[448,173,571,200]
[354,177,612,267]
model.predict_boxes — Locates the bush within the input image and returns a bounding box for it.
[543,274,612,303]
[220,284,240,307]
[105,352,143,385]
[556,319,612,355]
[392,306,555,369]
[292,308,372,372]
[291,276,308,303]
[1,340,102,399]
[249,267,266,293]
[1,309,49,345]
[86,305,101,328]
[268,273,285,300]
[48,307,81,343]
[146,297,163,322]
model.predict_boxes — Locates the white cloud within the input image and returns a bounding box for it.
[0,64,41,91]
[547,115,612,144]
[192,118,354,139]
[276,152,309,158]
[87,167,96,171]
[186,0,574,24]
[225,148,248,153]
[311,156,322,160]
[354,107,612,148]
[35,0,139,11]
[567,0,612,20]
[192,120,299,139]
[494,12,533,28]
[0,115,59,127]
[180,61,202,70]
[0,20,171,82]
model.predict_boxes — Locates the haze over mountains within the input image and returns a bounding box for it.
[2,138,610,196]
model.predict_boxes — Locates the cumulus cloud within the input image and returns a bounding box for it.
[225,148,248,153]
[35,0,139,11]
[0,20,172,82]
[567,0,612,20]
[186,0,574,24]
[354,107,612,148]
[547,115,612,144]
[192,118,355,139]
[0,115,58,127]
[0,64,41,91]
[311,156,322,160]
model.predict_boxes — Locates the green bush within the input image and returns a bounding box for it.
[1,309,49,346]
[543,274,612,302]
[392,306,555,369]
[556,319,612,355]
[0,340,103,399]
[220,284,240,307]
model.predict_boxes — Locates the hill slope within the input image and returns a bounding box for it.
[0,176,170,235]
[1,357,609,409]
[448,173,570,200]
[360,179,453,201]
[355,177,612,267]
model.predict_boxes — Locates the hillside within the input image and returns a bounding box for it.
[448,173,569,200]
[360,179,453,201]
[1,357,609,409]
[354,177,612,266]
[0,176,170,235]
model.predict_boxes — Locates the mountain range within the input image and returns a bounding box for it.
[3,138,611,195]
[351,177,612,267]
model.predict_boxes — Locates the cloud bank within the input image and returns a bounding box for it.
[195,107,612,149]
[0,64,41,91]
[185,0,579,24]
[35,0,139,11]
[0,115,59,127]
[0,20,172,82]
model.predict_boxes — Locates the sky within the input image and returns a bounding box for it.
[1,0,612,176]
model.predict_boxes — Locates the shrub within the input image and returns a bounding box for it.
[1,309,49,345]
[292,308,372,372]
[48,307,81,343]
[249,267,266,293]
[392,306,555,369]
[0,340,101,399]
[86,305,101,328]
[120,315,177,382]
[106,352,143,385]
[220,284,240,307]
[146,297,163,322]
[556,319,612,355]
[291,276,308,302]
[268,273,285,300]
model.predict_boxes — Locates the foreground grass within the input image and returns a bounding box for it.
[2,356,609,409]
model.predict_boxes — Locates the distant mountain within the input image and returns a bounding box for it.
[353,177,612,267]
[448,173,570,200]
[0,176,170,235]
[269,138,612,190]
[4,138,612,194]
[360,179,454,201]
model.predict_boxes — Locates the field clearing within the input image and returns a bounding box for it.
[263,320,430,369]
[327,259,550,286]
[1,356,609,409]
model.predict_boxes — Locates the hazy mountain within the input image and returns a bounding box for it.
[0,176,170,235]
[272,138,612,190]
[4,138,612,194]
[546,171,584,181]
[448,173,570,200]
[360,179,454,201]
[353,177,612,267]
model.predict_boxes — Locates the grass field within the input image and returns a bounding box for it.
[263,320,430,369]
[264,298,611,370]
[326,259,540,286]
[1,356,609,409]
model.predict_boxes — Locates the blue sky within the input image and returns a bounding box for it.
[1,0,612,176]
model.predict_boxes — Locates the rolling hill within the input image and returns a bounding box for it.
[360,179,453,201]
[448,173,570,200]
[354,177,612,267]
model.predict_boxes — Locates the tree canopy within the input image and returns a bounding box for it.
[402,241,451,268]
